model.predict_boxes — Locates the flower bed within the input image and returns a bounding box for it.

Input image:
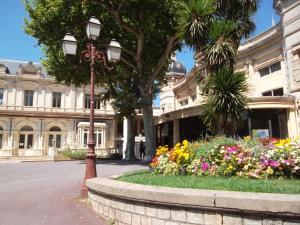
[150,137,300,179]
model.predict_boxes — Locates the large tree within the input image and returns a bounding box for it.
[24,0,183,157]
[103,66,142,160]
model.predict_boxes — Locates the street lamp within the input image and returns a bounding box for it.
[62,16,122,196]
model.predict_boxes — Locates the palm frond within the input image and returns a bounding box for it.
[201,69,249,134]
[204,20,238,70]
[176,0,216,48]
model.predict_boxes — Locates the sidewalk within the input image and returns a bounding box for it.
[0,161,147,225]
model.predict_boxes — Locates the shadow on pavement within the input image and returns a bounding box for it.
[78,159,150,166]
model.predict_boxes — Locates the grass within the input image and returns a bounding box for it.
[117,170,300,194]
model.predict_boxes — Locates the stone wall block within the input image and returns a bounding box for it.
[115,200,125,210]
[89,199,98,213]
[171,209,186,222]
[223,214,243,225]
[180,223,196,225]
[105,198,111,207]
[263,220,283,225]
[141,216,152,225]
[186,210,204,224]
[165,222,180,225]
[283,222,300,225]
[124,202,135,213]
[98,204,104,215]
[135,204,146,215]
[158,207,171,220]
[120,211,132,224]
[109,207,115,220]
[103,206,109,217]
[146,206,157,217]
[204,212,222,225]
[243,218,263,225]
[152,218,165,225]
[115,209,121,220]
[100,196,106,205]
[132,214,141,225]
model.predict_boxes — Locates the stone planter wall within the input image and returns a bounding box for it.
[87,178,300,225]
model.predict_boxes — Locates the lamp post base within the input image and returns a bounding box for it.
[81,185,89,198]
[81,154,97,198]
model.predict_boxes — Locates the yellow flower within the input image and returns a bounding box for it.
[243,136,251,141]
[266,166,273,175]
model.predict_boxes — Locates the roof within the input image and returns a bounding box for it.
[168,59,187,75]
[0,59,48,77]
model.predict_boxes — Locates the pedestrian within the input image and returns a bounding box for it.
[139,140,145,160]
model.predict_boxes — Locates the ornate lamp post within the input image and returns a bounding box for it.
[62,16,122,196]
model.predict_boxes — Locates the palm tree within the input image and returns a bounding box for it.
[201,69,249,135]
[177,0,259,71]
[176,0,257,135]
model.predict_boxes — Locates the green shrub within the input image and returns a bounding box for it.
[110,153,123,160]
[60,150,86,160]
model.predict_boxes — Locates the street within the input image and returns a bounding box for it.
[0,160,147,225]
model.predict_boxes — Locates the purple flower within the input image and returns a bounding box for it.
[201,162,209,171]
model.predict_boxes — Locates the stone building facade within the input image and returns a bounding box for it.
[0,60,118,157]
[156,0,300,146]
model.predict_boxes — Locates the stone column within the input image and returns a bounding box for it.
[287,109,298,138]
[7,118,14,155]
[122,118,128,159]
[173,119,179,145]
[38,119,44,153]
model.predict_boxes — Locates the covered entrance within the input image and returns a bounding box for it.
[249,108,288,139]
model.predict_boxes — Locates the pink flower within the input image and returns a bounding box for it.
[201,162,209,171]
[269,160,280,168]
[224,155,230,160]
[227,146,237,154]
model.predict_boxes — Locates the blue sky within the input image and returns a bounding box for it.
[0,0,279,106]
[0,0,280,66]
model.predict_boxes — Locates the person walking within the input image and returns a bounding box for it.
[139,140,145,160]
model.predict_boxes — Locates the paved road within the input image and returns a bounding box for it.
[0,160,148,225]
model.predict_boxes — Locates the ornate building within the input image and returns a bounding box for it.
[0,60,118,157]
[156,0,300,146]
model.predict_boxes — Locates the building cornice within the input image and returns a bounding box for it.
[0,110,115,120]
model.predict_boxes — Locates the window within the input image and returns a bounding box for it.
[52,92,61,108]
[259,62,281,77]
[49,127,62,148]
[82,128,103,148]
[24,90,34,106]
[0,88,3,105]
[270,62,281,73]
[262,87,284,96]
[191,95,196,102]
[179,99,188,106]
[85,94,101,109]
[273,88,284,96]
[19,125,34,149]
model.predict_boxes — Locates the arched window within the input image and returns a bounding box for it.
[49,126,62,148]
[49,126,61,132]
[20,126,33,131]
[19,126,33,149]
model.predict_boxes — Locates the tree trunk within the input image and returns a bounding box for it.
[124,116,137,160]
[142,103,156,159]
